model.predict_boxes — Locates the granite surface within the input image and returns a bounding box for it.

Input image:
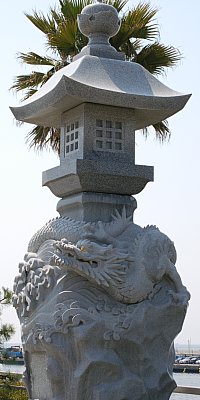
[10,55,191,128]
[74,0,125,61]
[13,213,190,400]
[43,103,154,201]
[42,158,153,197]
[56,192,137,222]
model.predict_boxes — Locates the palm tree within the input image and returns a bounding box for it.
[0,288,15,345]
[11,0,181,153]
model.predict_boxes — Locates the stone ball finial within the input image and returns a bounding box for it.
[77,1,121,42]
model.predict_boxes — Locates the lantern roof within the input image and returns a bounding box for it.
[10,55,191,129]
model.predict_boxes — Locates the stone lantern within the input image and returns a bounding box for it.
[11,2,190,400]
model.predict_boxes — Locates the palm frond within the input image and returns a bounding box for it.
[25,10,56,34]
[135,42,182,75]
[26,125,60,153]
[75,31,88,52]
[11,61,67,100]
[22,88,38,101]
[47,19,78,55]
[59,0,92,21]
[111,2,159,50]
[0,324,15,342]
[127,2,159,40]
[50,7,65,26]
[18,52,57,66]
[11,71,46,92]
[143,120,170,141]
[108,0,129,13]
[117,38,142,60]
[0,288,13,305]
[153,120,171,141]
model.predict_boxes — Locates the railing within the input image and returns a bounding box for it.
[174,386,200,395]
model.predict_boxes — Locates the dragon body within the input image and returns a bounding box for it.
[51,227,185,304]
[13,209,189,317]
[27,211,142,254]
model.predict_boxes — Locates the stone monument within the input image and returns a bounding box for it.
[11,2,191,399]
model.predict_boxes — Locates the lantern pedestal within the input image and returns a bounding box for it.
[56,192,137,222]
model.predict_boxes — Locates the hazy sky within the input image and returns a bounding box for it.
[1,0,199,345]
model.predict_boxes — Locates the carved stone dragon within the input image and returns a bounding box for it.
[13,209,189,317]
[51,227,187,304]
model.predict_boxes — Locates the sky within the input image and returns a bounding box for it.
[0,0,199,346]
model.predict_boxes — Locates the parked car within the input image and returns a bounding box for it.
[189,357,199,364]
[179,357,192,364]
[175,356,185,364]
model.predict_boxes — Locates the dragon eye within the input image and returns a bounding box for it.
[80,246,86,251]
